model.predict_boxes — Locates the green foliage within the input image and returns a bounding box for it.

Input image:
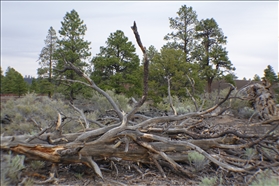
[188,151,208,172]
[164,5,198,62]
[0,93,82,135]
[37,26,58,98]
[223,73,236,86]
[74,172,84,180]
[74,90,132,114]
[1,67,28,96]
[91,30,141,97]
[251,169,279,186]
[193,18,235,93]
[30,160,45,170]
[1,151,25,185]
[199,176,217,186]
[148,47,204,103]
[253,74,261,81]
[244,148,256,160]
[263,65,278,84]
[54,9,92,101]
[0,66,4,94]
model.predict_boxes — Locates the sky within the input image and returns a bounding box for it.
[1,1,278,80]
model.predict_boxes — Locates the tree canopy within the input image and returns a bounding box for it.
[263,65,278,84]
[164,5,198,63]
[91,30,141,97]
[193,18,235,93]
[54,9,92,101]
[1,67,28,97]
[37,26,58,97]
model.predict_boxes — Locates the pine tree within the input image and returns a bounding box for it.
[91,30,141,97]
[37,26,58,98]
[2,67,28,97]
[253,74,261,81]
[55,9,91,101]
[164,5,198,63]
[193,18,235,93]
[263,65,278,84]
[0,66,4,94]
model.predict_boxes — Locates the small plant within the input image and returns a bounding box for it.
[188,151,209,172]
[1,151,25,185]
[74,172,84,180]
[199,176,217,186]
[244,148,256,160]
[30,160,45,170]
[251,169,279,186]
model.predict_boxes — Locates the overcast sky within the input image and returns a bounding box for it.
[1,1,278,80]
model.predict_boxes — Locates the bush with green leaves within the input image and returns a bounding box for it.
[74,89,132,115]
[243,148,256,160]
[199,176,217,186]
[0,93,84,135]
[251,169,279,186]
[1,151,25,185]
[188,151,209,172]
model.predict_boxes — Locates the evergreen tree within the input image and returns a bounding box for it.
[0,66,4,94]
[253,74,261,81]
[2,67,28,97]
[164,5,198,63]
[37,26,58,98]
[193,18,235,93]
[13,72,28,97]
[55,9,91,101]
[29,78,39,93]
[148,47,204,102]
[263,65,278,84]
[91,30,141,97]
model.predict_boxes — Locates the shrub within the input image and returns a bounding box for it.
[188,151,209,172]
[0,93,82,135]
[251,169,279,186]
[199,176,217,186]
[1,151,25,185]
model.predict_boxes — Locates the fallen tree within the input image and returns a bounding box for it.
[1,22,279,185]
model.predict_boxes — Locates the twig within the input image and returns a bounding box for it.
[70,104,89,129]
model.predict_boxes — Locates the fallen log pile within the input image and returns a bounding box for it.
[1,22,279,185]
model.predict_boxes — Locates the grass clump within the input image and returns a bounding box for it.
[199,176,217,186]
[1,151,25,186]
[30,160,45,170]
[188,151,209,172]
[251,169,279,186]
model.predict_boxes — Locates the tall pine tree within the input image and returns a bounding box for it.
[37,26,58,98]
[55,9,91,101]
[193,18,235,93]
[91,30,141,97]
[164,5,198,63]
